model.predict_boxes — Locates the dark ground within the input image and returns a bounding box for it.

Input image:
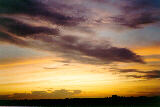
[0,95,160,106]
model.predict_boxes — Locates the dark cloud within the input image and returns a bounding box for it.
[0,29,144,64]
[111,0,160,28]
[0,17,59,36]
[0,32,29,46]
[1,0,159,28]
[36,35,144,63]
[142,70,160,79]
[0,0,84,26]
[0,0,145,64]
[119,69,160,79]
[0,89,82,99]
[118,69,145,73]
[91,0,109,3]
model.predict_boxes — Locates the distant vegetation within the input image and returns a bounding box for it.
[0,95,160,106]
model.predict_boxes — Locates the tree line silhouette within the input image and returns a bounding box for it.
[0,95,159,106]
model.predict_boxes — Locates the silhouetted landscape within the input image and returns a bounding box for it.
[0,95,160,106]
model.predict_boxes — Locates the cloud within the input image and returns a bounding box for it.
[39,34,144,63]
[0,0,145,64]
[118,69,160,79]
[43,67,58,70]
[137,87,160,96]
[0,32,29,46]
[0,17,59,36]
[2,0,159,29]
[0,20,144,64]
[111,0,160,28]
[0,89,82,99]
[3,0,158,29]
[137,91,160,96]
[0,0,84,26]
[118,69,144,73]
[141,70,160,79]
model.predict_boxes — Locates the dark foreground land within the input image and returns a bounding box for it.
[0,95,160,106]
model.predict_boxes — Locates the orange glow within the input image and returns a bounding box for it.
[133,45,160,56]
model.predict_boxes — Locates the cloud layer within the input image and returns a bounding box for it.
[111,0,160,28]
[118,69,160,79]
[0,0,148,64]
[0,89,82,99]
[0,0,84,26]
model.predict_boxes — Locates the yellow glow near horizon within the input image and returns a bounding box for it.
[1,45,160,98]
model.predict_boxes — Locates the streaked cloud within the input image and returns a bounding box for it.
[118,69,160,79]
[109,0,160,28]
[0,89,82,99]
[0,0,84,26]
[0,0,145,64]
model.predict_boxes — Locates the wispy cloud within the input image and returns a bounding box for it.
[0,0,85,26]
[0,89,82,99]
[111,0,160,28]
[0,17,59,36]
[0,0,145,64]
[118,69,160,79]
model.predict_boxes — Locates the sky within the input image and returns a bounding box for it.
[0,0,160,99]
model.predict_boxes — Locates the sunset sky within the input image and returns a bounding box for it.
[0,0,160,99]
